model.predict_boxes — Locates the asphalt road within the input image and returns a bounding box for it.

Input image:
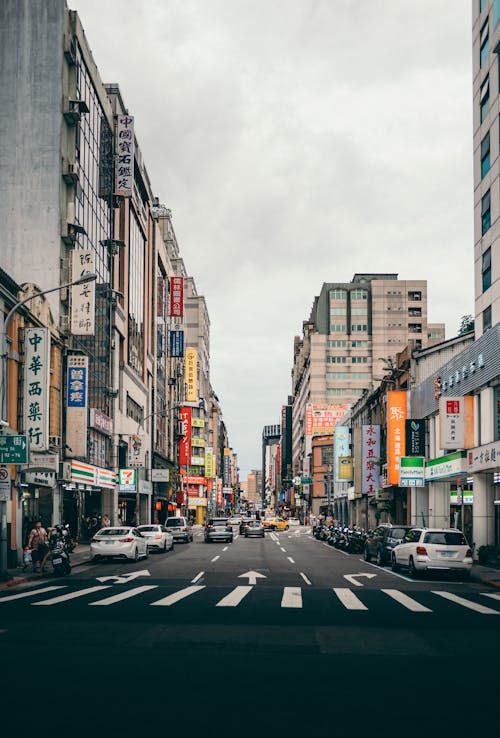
[1,526,498,736]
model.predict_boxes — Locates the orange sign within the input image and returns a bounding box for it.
[387,391,407,485]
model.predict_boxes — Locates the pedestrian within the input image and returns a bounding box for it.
[102,514,111,527]
[28,520,49,573]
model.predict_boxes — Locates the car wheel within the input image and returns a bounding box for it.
[376,548,383,566]
[92,555,101,562]
[363,546,371,562]
[408,556,418,578]
[391,555,400,572]
[134,547,139,562]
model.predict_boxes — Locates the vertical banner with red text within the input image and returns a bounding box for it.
[179,406,192,467]
[169,276,184,318]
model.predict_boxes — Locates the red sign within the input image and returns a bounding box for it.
[179,406,192,466]
[217,479,223,507]
[446,400,460,414]
[169,277,184,318]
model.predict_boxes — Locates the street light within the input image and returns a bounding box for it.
[0,273,96,580]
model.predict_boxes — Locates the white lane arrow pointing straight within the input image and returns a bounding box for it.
[96,570,151,585]
[343,573,377,587]
[238,571,267,585]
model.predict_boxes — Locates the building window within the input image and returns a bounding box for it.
[480,21,490,67]
[408,323,422,333]
[480,0,485,10]
[351,340,368,347]
[327,356,347,363]
[351,289,368,300]
[480,76,490,123]
[408,307,422,316]
[327,340,347,347]
[321,447,334,466]
[482,247,492,291]
[351,307,368,315]
[351,356,368,363]
[481,132,491,178]
[330,307,347,315]
[351,324,367,332]
[408,291,422,301]
[330,289,347,300]
[351,372,370,379]
[326,372,348,380]
[482,189,491,235]
[330,323,347,332]
[327,388,348,396]
[483,304,492,331]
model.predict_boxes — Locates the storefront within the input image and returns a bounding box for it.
[467,439,500,547]
[117,470,152,526]
[62,460,117,541]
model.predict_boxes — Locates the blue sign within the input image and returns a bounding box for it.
[67,366,87,407]
[169,330,184,358]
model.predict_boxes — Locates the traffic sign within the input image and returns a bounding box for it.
[0,467,10,501]
[300,476,313,484]
[0,435,28,464]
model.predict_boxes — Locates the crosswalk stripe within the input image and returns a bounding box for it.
[0,586,66,603]
[32,585,111,606]
[481,592,500,602]
[216,585,253,607]
[333,587,368,611]
[88,585,159,606]
[432,591,500,615]
[281,587,302,608]
[150,585,205,607]
[382,589,432,612]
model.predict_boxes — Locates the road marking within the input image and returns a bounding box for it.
[216,585,253,607]
[239,571,266,585]
[358,557,414,582]
[481,592,500,602]
[191,571,204,583]
[89,585,159,606]
[343,573,377,587]
[432,591,500,614]
[300,572,312,585]
[280,547,286,552]
[33,586,111,606]
[211,556,220,562]
[222,547,228,552]
[150,585,205,607]
[234,534,239,541]
[333,587,368,611]
[281,587,302,608]
[287,556,295,564]
[382,589,432,613]
[0,586,66,603]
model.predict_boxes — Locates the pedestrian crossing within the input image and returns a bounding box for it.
[1,583,500,615]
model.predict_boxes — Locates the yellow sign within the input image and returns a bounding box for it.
[338,456,353,481]
[204,449,215,479]
[185,348,198,402]
[191,437,206,447]
[192,418,205,428]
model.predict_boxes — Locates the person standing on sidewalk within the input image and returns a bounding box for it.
[28,521,49,572]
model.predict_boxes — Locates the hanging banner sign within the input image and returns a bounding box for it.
[179,407,192,467]
[439,396,474,450]
[24,327,50,451]
[334,425,350,482]
[115,114,135,197]
[387,391,407,485]
[71,249,95,335]
[405,419,425,457]
[169,276,184,318]
[362,425,381,495]
[169,330,184,357]
[185,348,198,402]
[65,354,88,459]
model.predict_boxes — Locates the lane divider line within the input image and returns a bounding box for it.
[287,556,295,564]
[211,556,220,563]
[150,585,206,607]
[191,571,204,583]
[280,547,286,552]
[216,585,253,607]
[300,572,312,586]
[222,547,228,552]
[89,585,159,606]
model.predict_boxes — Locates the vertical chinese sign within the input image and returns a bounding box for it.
[334,425,350,482]
[24,328,50,451]
[71,249,96,335]
[439,396,474,450]
[169,277,184,318]
[387,391,407,485]
[185,348,198,402]
[65,354,88,458]
[362,425,381,495]
[179,407,192,468]
[169,330,184,357]
[115,114,135,197]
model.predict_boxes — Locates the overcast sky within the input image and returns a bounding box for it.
[71,0,473,478]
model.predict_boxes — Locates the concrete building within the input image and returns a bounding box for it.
[262,424,281,510]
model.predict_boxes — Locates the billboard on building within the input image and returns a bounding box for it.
[24,327,50,451]
[387,391,407,485]
[334,425,350,482]
[439,396,474,450]
[399,456,425,487]
[362,424,380,494]
[71,249,96,335]
[65,354,88,458]
[115,114,135,196]
[185,348,198,402]
[127,434,144,468]
[405,419,425,456]
[169,330,184,357]
[305,404,349,436]
[179,406,192,467]
[338,456,353,481]
[169,276,184,318]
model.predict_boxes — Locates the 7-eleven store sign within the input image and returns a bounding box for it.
[70,460,116,489]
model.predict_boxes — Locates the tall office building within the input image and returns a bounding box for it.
[473,1,500,334]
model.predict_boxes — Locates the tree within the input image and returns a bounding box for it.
[458,314,474,335]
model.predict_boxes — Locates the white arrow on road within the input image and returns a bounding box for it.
[343,573,377,587]
[96,570,151,585]
[238,571,267,585]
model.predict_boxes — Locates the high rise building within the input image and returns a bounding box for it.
[473,0,500,336]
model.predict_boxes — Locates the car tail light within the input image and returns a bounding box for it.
[465,548,472,558]
[119,537,134,543]
[155,534,162,539]
[91,538,99,543]
[416,546,427,555]
[181,527,187,532]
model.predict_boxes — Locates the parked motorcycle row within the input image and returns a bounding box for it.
[313,522,367,554]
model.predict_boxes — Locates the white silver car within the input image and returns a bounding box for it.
[391,528,473,578]
[91,527,149,562]
[137,524,174,553]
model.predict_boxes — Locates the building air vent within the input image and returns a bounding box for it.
[62,160,79,186]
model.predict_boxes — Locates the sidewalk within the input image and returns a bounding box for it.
[0,544,92,589]
[470,561,500,589]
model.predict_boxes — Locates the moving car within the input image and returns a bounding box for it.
[91,526,149,561]
[165,516,193,543]
[244,520,265,538]
[137,524,174,553]
[392,528,473,578]
[363,524,410,565]
[262,518,289,531]
[239,517,254,534]
[205,518,233,543]
[229,516,242,526]
[288,518,301,527]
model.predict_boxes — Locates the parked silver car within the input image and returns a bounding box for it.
[165,516,193,543]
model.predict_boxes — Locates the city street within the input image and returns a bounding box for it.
[1,526,498,734]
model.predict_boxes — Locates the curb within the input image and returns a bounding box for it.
[0,554,92,589]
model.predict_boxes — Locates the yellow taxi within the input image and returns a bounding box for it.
[262,517,289,531]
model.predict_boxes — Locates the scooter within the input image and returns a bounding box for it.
[50,537,72,576]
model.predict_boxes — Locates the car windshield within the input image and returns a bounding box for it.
[96,528,130,536]
[424,532,467,545]
[248,521,261,527]
[209,519,228,525]
[138,526,158,532]
[389,528,408,539]
[166,519,184,527]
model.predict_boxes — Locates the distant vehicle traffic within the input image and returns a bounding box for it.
[91,527,149,561]
[262,518,289,531]
[205,518,234,543]
[165,516,193,543]
[137,524,174,552]
[244,520,265,538]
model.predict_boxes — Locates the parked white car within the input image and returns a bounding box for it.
[91,526,149,562]
[137,524,174,553]
[391,528,473,578]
